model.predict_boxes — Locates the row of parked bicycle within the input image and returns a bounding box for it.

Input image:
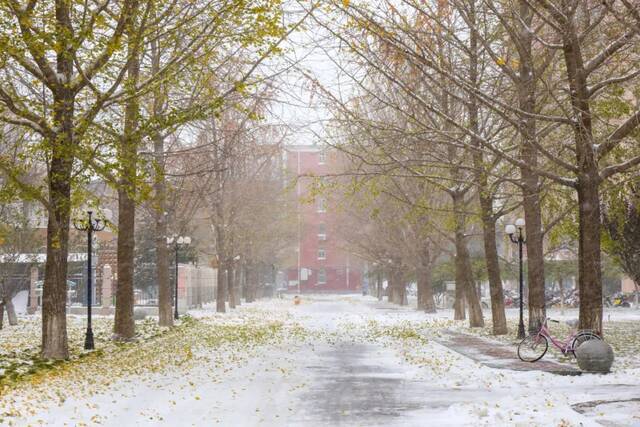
[502,289,636,308]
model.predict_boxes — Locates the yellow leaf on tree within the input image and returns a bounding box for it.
[496,57,506,66]
[343,0,350,7]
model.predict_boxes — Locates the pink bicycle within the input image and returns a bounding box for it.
[517,318,601,362]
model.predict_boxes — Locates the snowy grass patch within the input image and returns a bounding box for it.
[0,316,168,386]
[0,309,288,424]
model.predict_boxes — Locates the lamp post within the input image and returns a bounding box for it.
[167,235,191,319]
[73,210,110,350]
[506,218,526,339]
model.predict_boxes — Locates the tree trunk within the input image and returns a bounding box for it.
[113,40,140,341]
[466,0,506,335]
[482,214,507,334]
[522,176,546,333]
[559,13,603,334]
[150,36,172,327]
[577,180,603,333]
[5,299,17,326]
[393,269,405,305]
[155,205,172,326]
[399,279,407,306]
[376,272,383,301]
[244,264,254,303]
[241,263,247,302]
[0,302,4,329]
[453,194,484,327]
[241,263,255,303]
[42,131,74,359]
[515,0,546,334]
[388,269,399,304]
[114,187,136,340]
[235,266,242,306]
[216,261,227,312]
[454,281,465,320]
[417,266,436,313]
[228,265,236,309]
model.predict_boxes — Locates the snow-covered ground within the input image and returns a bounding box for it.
[1,295,639,426]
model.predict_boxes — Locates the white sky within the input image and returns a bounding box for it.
[264,3,353,147]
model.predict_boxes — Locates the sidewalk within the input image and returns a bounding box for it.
[433,330,582,376]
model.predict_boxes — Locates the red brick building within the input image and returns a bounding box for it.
[284,145,362,293]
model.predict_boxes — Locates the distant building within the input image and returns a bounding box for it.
[284,145,362,293]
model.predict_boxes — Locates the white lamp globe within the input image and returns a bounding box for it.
[515,218,525,227]
[177,236,184,244]
[505,224,516,235]
[183,236,192,245]
[167,236,174,244]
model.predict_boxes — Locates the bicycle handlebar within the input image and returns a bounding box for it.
[546,317,560,323]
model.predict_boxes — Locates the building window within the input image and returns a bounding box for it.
[318,268,327,284]
[319,151,326,164]
[317,197,327,213]
[317,248,326,260]
[318,223,326,240]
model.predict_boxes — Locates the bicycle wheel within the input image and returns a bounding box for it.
[571,331,601,357]
[518,335,548,362]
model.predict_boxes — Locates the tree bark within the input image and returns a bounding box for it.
[155,204,172,326]
[245,266,252,303]
[41,2,78,356]
[150,35,172,327]
[114,188,136,340]
[0,302,4,329]
[113,36,140,341]
[235,265,242,306]
[228,264,236,309]
[389,267,407,305]
[417,266,436,313]
[394,268,405,305]
[376,271,383,301]
[388,268,400,304]
[454,280,466,320]
[522,174,546,333]
[577,180,603,333]
[245,263,255,303]
[559,12,603,334]
[453,193,484,327]
[399,277,407,306]
[42,104,74,359]
[481,213,507,334]
[466,3,507,334]
[516,0,546,333]
[5,299,17,326]
[216,261,227,312]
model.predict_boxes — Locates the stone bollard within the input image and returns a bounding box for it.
[575,340,614,373]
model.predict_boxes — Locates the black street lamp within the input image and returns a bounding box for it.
[506,218,526,339]
[167,235,191,319]
[73,210,110,350]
